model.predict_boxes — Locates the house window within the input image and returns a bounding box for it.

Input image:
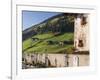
[78,40,84,47]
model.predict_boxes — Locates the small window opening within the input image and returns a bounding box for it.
[78,40,84,47]
[81,17,87,25]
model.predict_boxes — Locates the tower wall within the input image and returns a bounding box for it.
[74,14,89,51]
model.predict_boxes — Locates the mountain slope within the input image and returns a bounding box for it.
[22,13,74,54]
[23,13,74,41]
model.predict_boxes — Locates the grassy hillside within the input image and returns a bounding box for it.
[23,13,75,54]
[23,13,74,41]
[23,32,74,54]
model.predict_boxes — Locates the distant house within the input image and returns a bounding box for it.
[74,14,89,52]
[31,38,39,42]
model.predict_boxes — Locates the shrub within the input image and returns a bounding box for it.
[47,40,54,45]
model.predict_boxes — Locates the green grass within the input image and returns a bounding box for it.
[33,33,53,40]
[23,32,74,54]
[47,33,74,41]
[22,39,31,50]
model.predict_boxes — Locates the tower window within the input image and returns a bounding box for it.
[81,17,87,25]
[78,40,84,47]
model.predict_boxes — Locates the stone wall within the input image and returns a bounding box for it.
[22,53,89,69]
